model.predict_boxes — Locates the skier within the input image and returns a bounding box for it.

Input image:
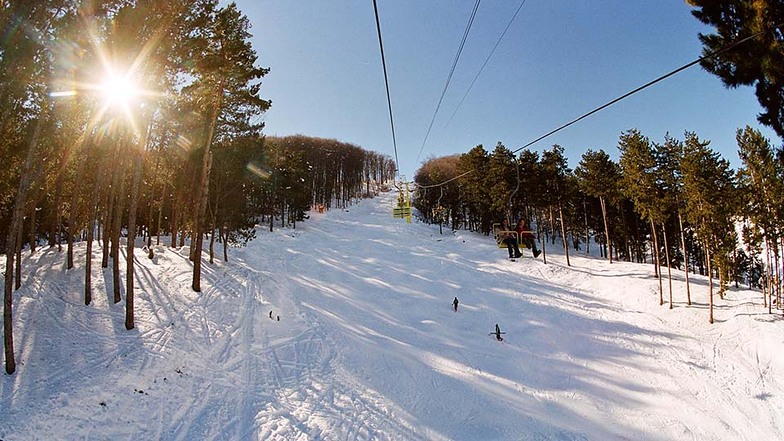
[494,324,504,342]
[452,297,459,312]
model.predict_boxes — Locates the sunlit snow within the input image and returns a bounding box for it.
[1,190,782,440]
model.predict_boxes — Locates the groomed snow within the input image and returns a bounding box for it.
[1,190,783,440]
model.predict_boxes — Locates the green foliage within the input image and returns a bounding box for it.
[618,129,664,223]
[681,132,739,292]
[688,0,784,137]
[413,155,460,226]
[736,125,783,243]
[575,149,620,203]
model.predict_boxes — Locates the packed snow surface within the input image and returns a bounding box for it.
[1,190,783,440]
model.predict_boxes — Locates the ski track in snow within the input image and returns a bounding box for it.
[1,190,784,440]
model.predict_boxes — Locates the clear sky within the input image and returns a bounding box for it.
[231,0,780,179]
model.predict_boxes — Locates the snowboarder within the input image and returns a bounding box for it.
[452,297,459,312]
[493,324,504,342]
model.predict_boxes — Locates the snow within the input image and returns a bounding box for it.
[2,189,783,440]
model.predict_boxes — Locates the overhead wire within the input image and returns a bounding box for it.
[415,21,783,191]
[415,0,482,166]
[372,0,400,174]
[509,25,780,156]
[445,0,529,128]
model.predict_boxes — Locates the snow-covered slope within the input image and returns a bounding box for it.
[1,190,782,440]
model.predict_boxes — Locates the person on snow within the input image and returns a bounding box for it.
[515,219,541,258]
[494,324,504,341]
[494,219,522,259]
[453,297,459,312]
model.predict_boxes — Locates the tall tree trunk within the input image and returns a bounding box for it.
[678,211,691,305]
[27,195,37,254]
[650,218,663,305]
[15,223,23,291]
[766,243,772,314]
[146,151,161,257]
[4,115,45,374]
[170,190,179,248]
[125,151,143,330]
[192,149,212,291]
[102,151,122,269]
[156,189,164,246]
[84,162,105,306]
[707,243,714,324]
[67,157,87,270]
[208,209,216,265]
[111,151,128,304]
[776,248,781,312]
[583,198,590,255]
[780,237,784,317]
[538,210,547,265]
[101,204,111,269]
[600,197,612,264]
[192,77,225,292]
[662,223,673,309]
[50,180,62,249]
[559,204,570,267]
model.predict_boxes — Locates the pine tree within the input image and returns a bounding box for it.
[736,125,783,312]
[575,149,620,263]
[487,142,517,222]
[181,1,271,292]
[656,134,692,308]
[687,0,784,138]
[458,145,491,233]
[618,129,666,305]
[681,132,738,323]
[541,145,573,266]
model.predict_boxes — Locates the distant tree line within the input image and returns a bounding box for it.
[0,1,393,374]
[414,127,783,324]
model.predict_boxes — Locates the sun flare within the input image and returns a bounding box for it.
[100,73,139,108]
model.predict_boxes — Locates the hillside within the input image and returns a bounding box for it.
[1,190,782,440]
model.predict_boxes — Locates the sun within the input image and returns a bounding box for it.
[92,68,149,133]
[100,72,140,108]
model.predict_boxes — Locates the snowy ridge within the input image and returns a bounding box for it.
[1,190,782,440]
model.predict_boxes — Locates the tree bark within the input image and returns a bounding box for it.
[4,115,45,374]
[84,164,104,306]
[111,151,128,304]
[559,204,570,267]
[126,151,143,330]
[650,218,663,305]
[583,198,590,255]
[766,243,772,314]
[67,157,87,270]
[707,243,714,324]
[662,223,673,309]
[192,77,225,292]
[678,211,691,305]
[15,225,22,291]
[27,194,37,254]
[600,197,612,264]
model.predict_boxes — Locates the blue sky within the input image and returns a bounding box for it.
[232,0,780,179]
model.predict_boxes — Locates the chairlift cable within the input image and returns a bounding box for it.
[415,0,482,166]
[372,0,401,175]
[414,22,783,191]
[509,21,783,156]
[445,0,529,128]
